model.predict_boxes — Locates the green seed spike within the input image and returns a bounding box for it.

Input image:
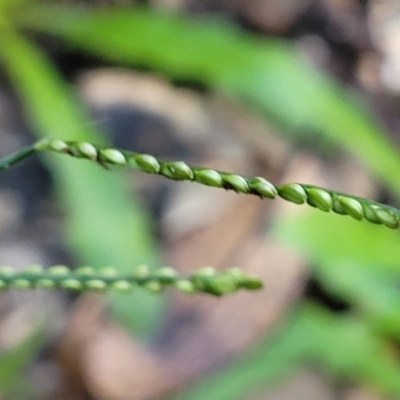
[133,154,160,174]
[277,184,307,204]
[337,196,364,220]
[100,149,126,165]
[248,177,277,199]
[163,161,194,180]
[76,142,98,160]
[7,138,400,233]
[222,174,249,193]
[0,264,262,295]
[194,169,223,187]
[375,209,399,229]
[306,188,333,212]
[40,139,400,231]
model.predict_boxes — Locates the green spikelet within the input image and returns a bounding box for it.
[375,209,399,229]
[48,140,68,153]
[100,149,127,165]
[133,154,160,174]
[336,197,364,221]
[194,169,223,187]
[306,188,333,212]
[248,177,277,199]
[222,174,249,193]
[161,161,194,180]
[76,142,98,160]
[362,204,382,225]
[277,184,307,204]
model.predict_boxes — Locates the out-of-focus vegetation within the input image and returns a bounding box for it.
[0,0,400,399]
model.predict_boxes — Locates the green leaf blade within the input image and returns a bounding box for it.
[0,28,164,335]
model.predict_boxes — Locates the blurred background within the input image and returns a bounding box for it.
[0,0,400,399]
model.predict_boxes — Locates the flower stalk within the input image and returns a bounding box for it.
[0,265,263,296]
[0,143,37,170]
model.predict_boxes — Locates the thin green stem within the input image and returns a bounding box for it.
[0,143,37,170]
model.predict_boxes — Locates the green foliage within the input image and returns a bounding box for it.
[0,326,47,400]
[170,303,400,400]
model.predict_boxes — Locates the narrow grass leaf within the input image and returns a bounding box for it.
[0,28,163,335]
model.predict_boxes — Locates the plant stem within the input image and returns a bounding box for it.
[0,143,37,170]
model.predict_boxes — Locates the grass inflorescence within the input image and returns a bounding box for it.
[0,265,262,296]
[41,139,400,230]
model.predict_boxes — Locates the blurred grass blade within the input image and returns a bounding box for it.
[170,306,309,400]
[275,210,400,336]
[0,28,163,335]
[0,324,47,399]
[301,303,400,395]
[16,5,400,195]
[171,303,400,400]
[275,211,400,268]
